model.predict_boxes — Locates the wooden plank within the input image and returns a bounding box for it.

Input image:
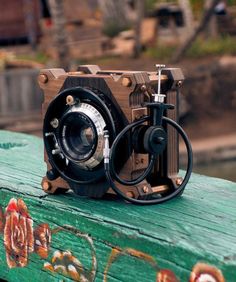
[0,113,42,136]
[0,69,43,115]
[0,130,236,281]
[0,0,40,39]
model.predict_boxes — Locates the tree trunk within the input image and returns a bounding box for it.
[47,0,70,70]
[23,0,37,50]
[172,0,220,63]
[133,0,145,58]
[204,0,218,38]
[178,0,194,38]
[98,0,129,30]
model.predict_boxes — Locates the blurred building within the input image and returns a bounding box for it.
[40,0,104,59]
[0,0,41,45]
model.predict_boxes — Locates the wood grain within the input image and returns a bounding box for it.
[0,131,235,281]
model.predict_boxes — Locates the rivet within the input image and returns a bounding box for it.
[176,178,183,186]
[177,81,183,87]
[42,180,51,191]
[143,186,149,193]
[50,118,59,129]
[66,95,75,105]
[141,84,147,91]
[122,77,132,87]
[39,74,48,84]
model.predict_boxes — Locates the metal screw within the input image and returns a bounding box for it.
[177,81,183,88]
[50,118,59,129]
[66,95,75,105]
[143,186,149,193]
[42,180,51,191]
[141,84,147,92]
[122,77,132,87]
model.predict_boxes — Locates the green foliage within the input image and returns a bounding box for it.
[190,0,204,18]
[146,0,177,12]
[16,52,49,64]
[146,36,236,60]
[145,0,157,11]
[187,36,236,57]
[102,22,130,38]
[145,44,176,60]
[220,0,236,5]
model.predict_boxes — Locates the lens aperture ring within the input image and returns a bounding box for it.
[58,102,106,169]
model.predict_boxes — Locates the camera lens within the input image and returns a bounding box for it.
[58,103,106,169]
[62,113,97,161]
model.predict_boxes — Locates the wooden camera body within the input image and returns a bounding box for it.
[38,65,188,203]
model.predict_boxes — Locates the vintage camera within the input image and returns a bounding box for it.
[38,64,192,205]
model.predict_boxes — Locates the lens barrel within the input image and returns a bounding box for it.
[59,112,97,162]
[58,102,106,170]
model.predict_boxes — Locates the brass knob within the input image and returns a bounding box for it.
[126,191,135,198]
[38,74,48,84]
[122,77,132,87]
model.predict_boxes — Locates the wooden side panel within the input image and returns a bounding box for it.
[38,69,68,193]
[166,90,179,178]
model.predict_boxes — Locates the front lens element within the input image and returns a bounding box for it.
[64,114,96,161]
[58,102,106,169]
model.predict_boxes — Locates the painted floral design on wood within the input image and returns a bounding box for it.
[44,250,87,281]
[157,269,179,282]
[0,206,5,232]
[0,198,52,268]
[103,247,179,282]
[189,263,225,282]
[103,247,226,282]
[4,198,34,268]
[0,198,227,282]
[34,223,51,259]
[45,225,97,281]
[0,198,97,281]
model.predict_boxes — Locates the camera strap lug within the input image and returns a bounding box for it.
[134,181,153,199]
[134,181,169,200]
[45,132,68,163]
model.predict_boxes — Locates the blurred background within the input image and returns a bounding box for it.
[0,0,236,181]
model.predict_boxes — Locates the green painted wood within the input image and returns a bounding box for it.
[0,130,236,282]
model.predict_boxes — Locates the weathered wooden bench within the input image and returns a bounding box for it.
[0,130,235,282]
